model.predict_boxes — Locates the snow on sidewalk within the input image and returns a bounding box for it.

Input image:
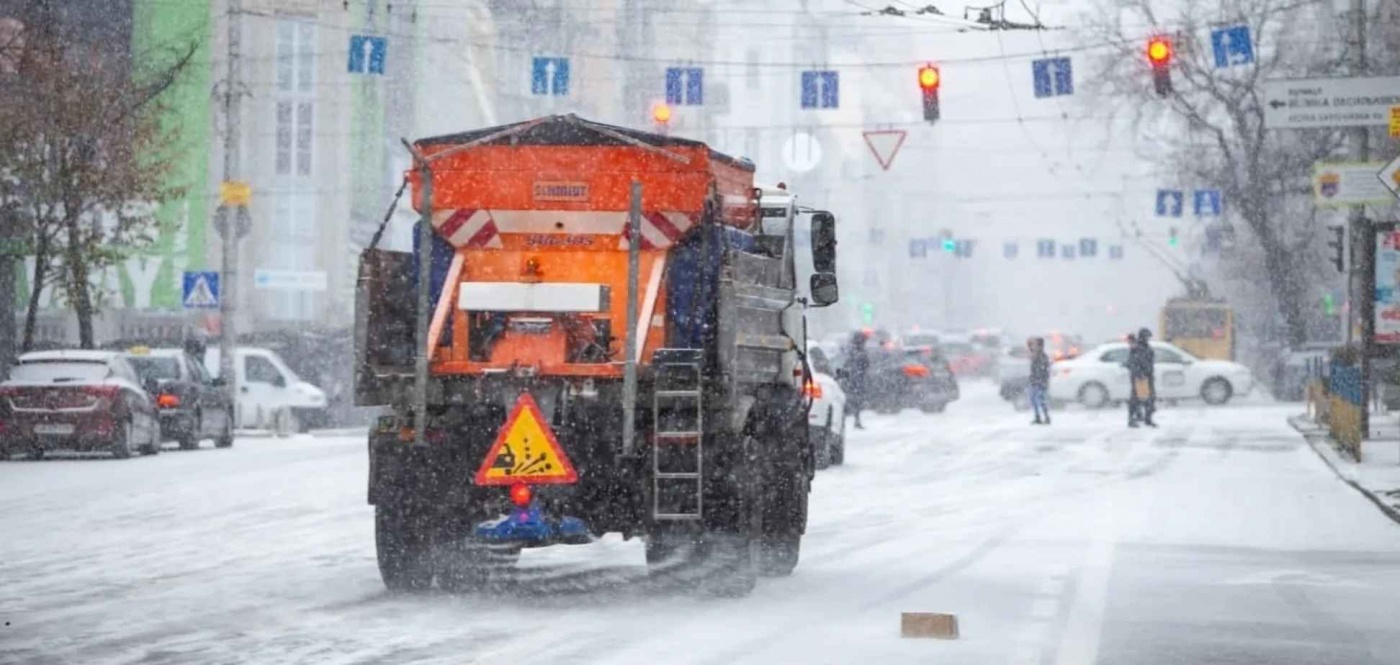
[1290,413,1400,521]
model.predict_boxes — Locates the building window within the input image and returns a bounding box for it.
[266,191,318,321]
[274,18,314,177]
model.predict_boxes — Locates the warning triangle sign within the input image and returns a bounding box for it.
[862,129,907,171]
[475,393,578,486]
[184,275,218,309]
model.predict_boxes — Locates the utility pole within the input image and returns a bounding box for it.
[1347,0,1371,440]
[216,0,248,409]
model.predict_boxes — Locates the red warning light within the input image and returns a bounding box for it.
[651,101,672,124]
[918,64,941,90]
[1146,37,1172,66]
[510,482,532,507]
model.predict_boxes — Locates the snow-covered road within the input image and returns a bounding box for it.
[4,384,1400,664]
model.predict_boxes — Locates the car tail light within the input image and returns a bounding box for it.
[510,482,532,507]
[902,364,930,378]
[157,393,180,409]
[803,380,823,399]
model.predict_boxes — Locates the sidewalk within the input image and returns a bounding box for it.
[1289,413,1400,524]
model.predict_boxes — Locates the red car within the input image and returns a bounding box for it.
[0,350,162,460]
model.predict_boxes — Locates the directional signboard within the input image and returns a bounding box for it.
[1262,76,1400,129]
[1312,162,1391,207]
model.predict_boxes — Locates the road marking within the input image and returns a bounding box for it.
[1054,492,1119,665]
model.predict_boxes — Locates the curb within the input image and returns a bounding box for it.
[1287,415,1400,527]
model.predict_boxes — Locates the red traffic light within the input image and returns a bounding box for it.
[1146,37,1172,66]
[918,64,941,90]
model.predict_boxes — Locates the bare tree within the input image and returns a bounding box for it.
[0,15,197,349]
[1077,0,1374,345]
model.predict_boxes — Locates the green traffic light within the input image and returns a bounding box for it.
[942,239,956,252]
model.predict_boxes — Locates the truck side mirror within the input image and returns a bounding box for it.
[810,211,837,274]
[810,272,839,307]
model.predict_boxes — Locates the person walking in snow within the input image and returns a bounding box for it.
[843,331,871,430]
[1028,336,1051,425]
[1127,328,1157,427]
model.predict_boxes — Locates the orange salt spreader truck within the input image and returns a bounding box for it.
[355,115,840,597]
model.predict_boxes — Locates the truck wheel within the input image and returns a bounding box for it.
[760,469,808,577]
[375,503,433,593]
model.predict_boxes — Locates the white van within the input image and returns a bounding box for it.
[203,347,328,432]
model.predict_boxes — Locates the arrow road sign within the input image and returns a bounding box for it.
[665,67,704,105]
[1032,57,1073,98]
[1263,75,1400,129]
[862,129,907,171]
[182,271,220,310]
[801,70,839,109]
[1378,155,1400,201]
[531,57,570,96]
[1210,25,1254,68]
[1156,189,1184,217]
[348,35,387,75]
[1194,189,1222,216]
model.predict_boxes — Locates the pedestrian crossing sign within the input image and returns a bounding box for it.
[475,393,578,486]
[182,271,220,310]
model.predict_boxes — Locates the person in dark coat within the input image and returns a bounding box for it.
[843,331,871,430]
[1028,336,1051,425]
[1127,328,1157,427]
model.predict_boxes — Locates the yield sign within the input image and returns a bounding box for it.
[862,129,907,171]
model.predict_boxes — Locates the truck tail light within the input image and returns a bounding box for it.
[803,380,823,399]
[157,393,181,409]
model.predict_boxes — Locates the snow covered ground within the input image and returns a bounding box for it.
[4,383,1400,664]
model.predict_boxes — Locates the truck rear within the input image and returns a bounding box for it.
[356,115,839,596]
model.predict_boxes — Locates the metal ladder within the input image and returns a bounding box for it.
[651,349,705,521]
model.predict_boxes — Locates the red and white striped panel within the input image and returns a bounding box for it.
[431,209,699,250]
[432,209,503,249]
[615,211,698,250]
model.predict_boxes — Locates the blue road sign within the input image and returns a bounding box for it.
[182,271,220,310]
[665,67,704,105]
[1037,239,1056,258]
[1210,24,1254,68]
[1080,238,1098,257]
[531,57,570,96]
[801,70,839,109]
[869,228,885,245]
[955,239,975,258]
[347,35,387,75]
[1109,244,1124,260]
[1004,241,1019,259]
[1193,189,1222,216]
[1062,245,1077,260]
[909,238,927,258]
[1032,57,1073,98]
[1156,189,1184,217]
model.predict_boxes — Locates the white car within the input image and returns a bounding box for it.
[203,347,328,433]
[805,344,848,469]
[1048,341,1255,408]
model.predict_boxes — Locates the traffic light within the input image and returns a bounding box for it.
[918,64,940,123]
[939,228,955,252]
[1168,226,1179,246]
[1147,36,1172,98]
[1323,293,1336,317]
[1327,225,1345,273]
[651,101,672,128]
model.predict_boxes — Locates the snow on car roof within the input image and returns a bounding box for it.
[19,349,120,363]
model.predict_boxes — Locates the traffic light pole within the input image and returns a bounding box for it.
[1346,0,1371,442]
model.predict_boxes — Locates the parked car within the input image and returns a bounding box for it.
[204,347,329,432]
[805,344,848,469]
[941,340,993,378]
[0,350,162,459]
[866,345,959,414]
[124,347,235,450]
[1048,341,1255,408]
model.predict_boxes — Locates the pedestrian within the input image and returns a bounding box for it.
[1127,328,1157,427]
[1028,336,1051,425]
[843,330,870,430]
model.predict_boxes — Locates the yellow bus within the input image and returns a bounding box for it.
[1160,299,1235,361]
